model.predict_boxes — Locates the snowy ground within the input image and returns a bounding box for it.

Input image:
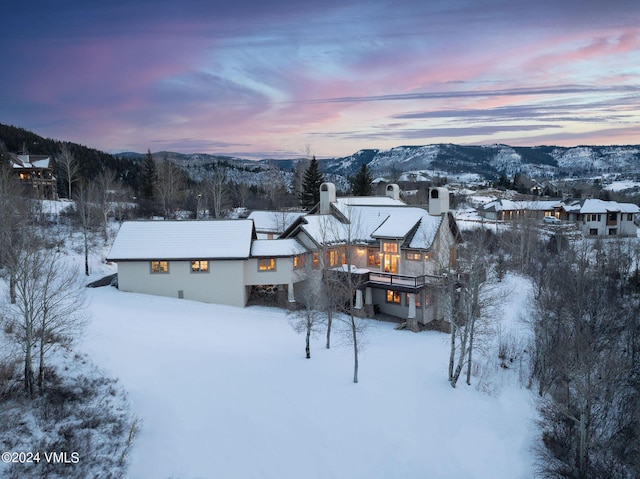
[80,276,538,479]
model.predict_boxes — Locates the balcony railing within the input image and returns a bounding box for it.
[366,271,444,290]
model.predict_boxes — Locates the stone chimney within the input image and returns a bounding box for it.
[319,182,336,214]
[429,187,450,215]
[385,183,400,200]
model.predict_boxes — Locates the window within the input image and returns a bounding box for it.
[608,212,617,222]
[386,290,401,304]
[628,214,634,221]
[327,249,340,267]
[589,228,598,236]
[294,255,305,269]
[406,252,422,261]
[312,252,319,268]
[191,260,209,273]
[258,258,276,271]
[382,243,398,253]
[368,248,380,267]
[150,260,169,273]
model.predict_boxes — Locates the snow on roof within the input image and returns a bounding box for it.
[107,220,254,260]
[482,199,560,212]
[248,210,305,233]
[299,202,442,250]
[251,239,307,257]
[563,199,640,214]
[334,196,405,209]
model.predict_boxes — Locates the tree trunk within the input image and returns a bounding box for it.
[38,335,45,394]
[84,230,89,276]
[352,317,359,383]
[24,338,34,397]
[305,322,311,359]
[466,315,476,386]
[326,309,332,349]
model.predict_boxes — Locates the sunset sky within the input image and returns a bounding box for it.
[2,0,639,158]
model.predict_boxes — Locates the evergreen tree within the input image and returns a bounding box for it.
[299,156,324,209]
[140,149,156,199]
[351,163,373,196]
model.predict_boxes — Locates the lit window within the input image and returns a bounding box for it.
[312,252,319,268]
[258,258,276,271]
[406,252,422,261]
[368,249,380,267]
[386,290,401,304]
[383,243,398,253]
[294,255,305,269]
[150,261,169,273]
[327,250,339,267]
[191,260,209,272]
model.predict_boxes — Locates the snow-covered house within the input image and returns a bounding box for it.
[558,199,639,237]
[107,220,307,308]
[108,184,462,325]
[9,153,57,199]
[479,199,560,221]
[281,184,462,327]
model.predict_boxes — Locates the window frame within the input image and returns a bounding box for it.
[150,260,169,274]
[191,260,209,273]
[258,257,276,272]
[405,251,422,261]
[386,290,401,304]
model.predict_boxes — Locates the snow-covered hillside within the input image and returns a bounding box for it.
[80,276,538,479]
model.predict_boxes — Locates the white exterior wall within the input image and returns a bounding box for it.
[620,214,638,235]
[117,260,248,308]
[244,257,296,286]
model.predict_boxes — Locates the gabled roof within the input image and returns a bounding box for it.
[481,198,560,212]
[107,220,256,261]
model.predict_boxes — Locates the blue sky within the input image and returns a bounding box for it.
[2,0,639,158]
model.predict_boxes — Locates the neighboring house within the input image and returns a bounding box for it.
[107,183,462,327]
[479,199,560,221]
[558,198,639,237]
[281,183,463,328]
[106,219,307,308]
[9,153,57,199]
[247,210,306,239]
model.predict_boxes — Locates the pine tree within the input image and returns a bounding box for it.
[140,149,156,200]
[351,163,373,196]
[299,156,324,209]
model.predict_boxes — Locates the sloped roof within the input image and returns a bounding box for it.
[563,199,640,214]
[107,220,255,260]
[482,199,560,212]
[248,210,306,234]
[251,239,307,257]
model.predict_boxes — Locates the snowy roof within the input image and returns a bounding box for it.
[107,220,255,260]
[482,199,560,212]
[250,239,307,257]
[334,196,405,208]
[296,203,443,250]
[562,199,640,214]
[248,210,306,234]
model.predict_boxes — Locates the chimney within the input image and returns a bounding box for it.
[319,182,336,214]
[386,184,400,200]
[429,187,449,215]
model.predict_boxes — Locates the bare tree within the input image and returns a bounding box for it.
[205,167,229,219]
[96,168,118,241]
[56,143,79,199]
[74,182,100,276]
[155,159,185,219]
[447,232,504,387]
[0,161,26,304]
[4,246,88,397]
[287,269,325,359]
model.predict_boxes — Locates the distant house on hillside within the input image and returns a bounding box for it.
[479,199,559,221]
[108,183,462,327]
[558,198,639,237]
[8,153,57,199]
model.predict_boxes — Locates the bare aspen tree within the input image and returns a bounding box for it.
[5,247,88,397]
[155,159,185,219]
[0,162,26,304]
[206,167,229,219]
[56,143,79,199]
[287,265,325,358]
[96,168,118,241]
[74,182,100,276]
[447,231,503,387]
